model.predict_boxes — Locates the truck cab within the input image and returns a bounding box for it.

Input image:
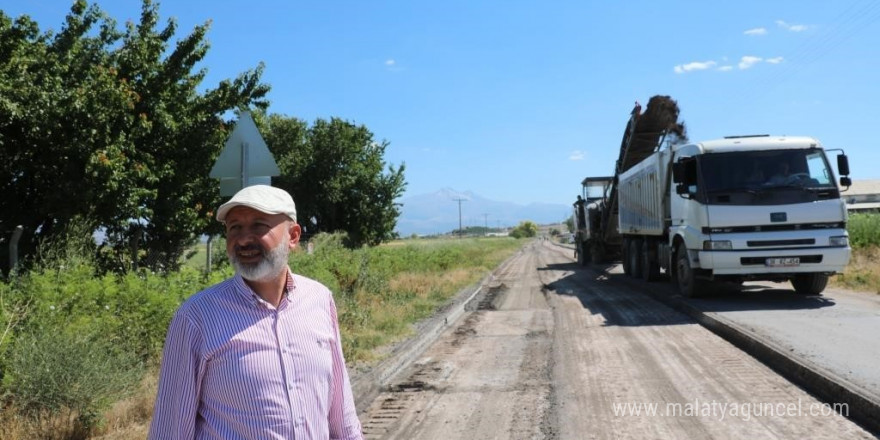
[669,135,851,296]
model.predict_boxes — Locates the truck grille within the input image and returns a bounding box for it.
[703,222,844,234]
[747,239,816,247]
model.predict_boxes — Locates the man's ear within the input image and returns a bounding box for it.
[288,223,302,248]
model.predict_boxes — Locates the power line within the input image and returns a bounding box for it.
[737,0,880,104]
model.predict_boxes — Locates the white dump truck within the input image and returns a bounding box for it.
[619,132,853,297]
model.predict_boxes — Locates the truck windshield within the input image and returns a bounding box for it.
[697,148,839,205]
[700,149,836,192]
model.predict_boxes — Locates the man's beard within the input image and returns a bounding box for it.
[229,238,290,282]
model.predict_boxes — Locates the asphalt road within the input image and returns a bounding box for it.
[358,240,875,439]
[688,281,880,402]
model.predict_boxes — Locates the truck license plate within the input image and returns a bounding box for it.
[766,257,800,267]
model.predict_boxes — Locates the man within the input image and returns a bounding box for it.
[148,185,363,439]
[767,161,791,185]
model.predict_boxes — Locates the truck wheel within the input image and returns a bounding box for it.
[628,238,642,279]
[675,246,703,297]
[791,273,828,296]
[640,239,660,281]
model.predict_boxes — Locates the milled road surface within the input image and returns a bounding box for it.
[687,281,880,401]
[359,240,874,439]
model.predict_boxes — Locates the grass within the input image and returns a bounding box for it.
[829,213,880,294]
[290,235,525,364]
[179,241,211,271]
[830,246,880,294]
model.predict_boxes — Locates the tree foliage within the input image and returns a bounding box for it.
[509,220,538,238]
[564,214,575,233]
[0,0,269,272]
[264,114,406,248]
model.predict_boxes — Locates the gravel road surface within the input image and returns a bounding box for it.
[358,240,875,439]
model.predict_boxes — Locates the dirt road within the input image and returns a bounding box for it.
[359,240,874,439]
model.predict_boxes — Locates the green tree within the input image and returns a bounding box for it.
[564,214,575,233]
[509,220,538,238]
[0,0,269,272]
[265,115,406,248]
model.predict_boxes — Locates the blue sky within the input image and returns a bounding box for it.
[5,0,880,206]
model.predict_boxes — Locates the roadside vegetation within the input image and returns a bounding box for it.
[0,230,524,438]
[831,212,880,293]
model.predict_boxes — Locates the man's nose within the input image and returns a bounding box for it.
[232,230,258,245]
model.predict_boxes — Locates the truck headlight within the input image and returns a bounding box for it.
[829,236,849,247]
[703,240,732,250]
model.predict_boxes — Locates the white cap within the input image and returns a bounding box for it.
[216,185,297,223]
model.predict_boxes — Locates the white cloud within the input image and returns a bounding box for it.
[718,65,734,72]
[766,56,784,64]
[776,20,808,32]
[385,59,396,66]
[569,150,585,161]
[674,60,718,74]
[738,56,763,70]
[744,27,767,36]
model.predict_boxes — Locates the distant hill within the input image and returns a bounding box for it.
[395,188,571,236]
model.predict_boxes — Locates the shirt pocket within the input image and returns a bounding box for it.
[288,334,335,383]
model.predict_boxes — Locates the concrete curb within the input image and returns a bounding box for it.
[350,249,521,413]
[632,280,880,436]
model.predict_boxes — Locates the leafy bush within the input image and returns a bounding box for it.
[3,324,144,438]
[0,225,228,437]
[509,220,538,238]
[847,213,880,249]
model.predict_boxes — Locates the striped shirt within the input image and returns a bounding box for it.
[148,270,363,439]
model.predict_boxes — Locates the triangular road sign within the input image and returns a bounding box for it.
[210,111,280,195]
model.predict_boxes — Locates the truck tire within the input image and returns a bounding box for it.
[791,273,828,296]
[622,238,631,275]
[628,238,642,279]
[675,246,704,297]
[640,239,660,281]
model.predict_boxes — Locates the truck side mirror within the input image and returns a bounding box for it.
[837,154,850,176]
[672,162,684,183]
[840,176,852,187]
[675,183,690,196]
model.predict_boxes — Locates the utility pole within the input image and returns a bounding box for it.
[452,198,467,238]
[482,213,489,234]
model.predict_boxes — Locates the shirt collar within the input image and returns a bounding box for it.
[232,268,296,309]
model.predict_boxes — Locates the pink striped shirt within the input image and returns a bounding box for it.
[148,270,363,439]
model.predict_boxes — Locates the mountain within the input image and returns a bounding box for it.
[395,188,570,236]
